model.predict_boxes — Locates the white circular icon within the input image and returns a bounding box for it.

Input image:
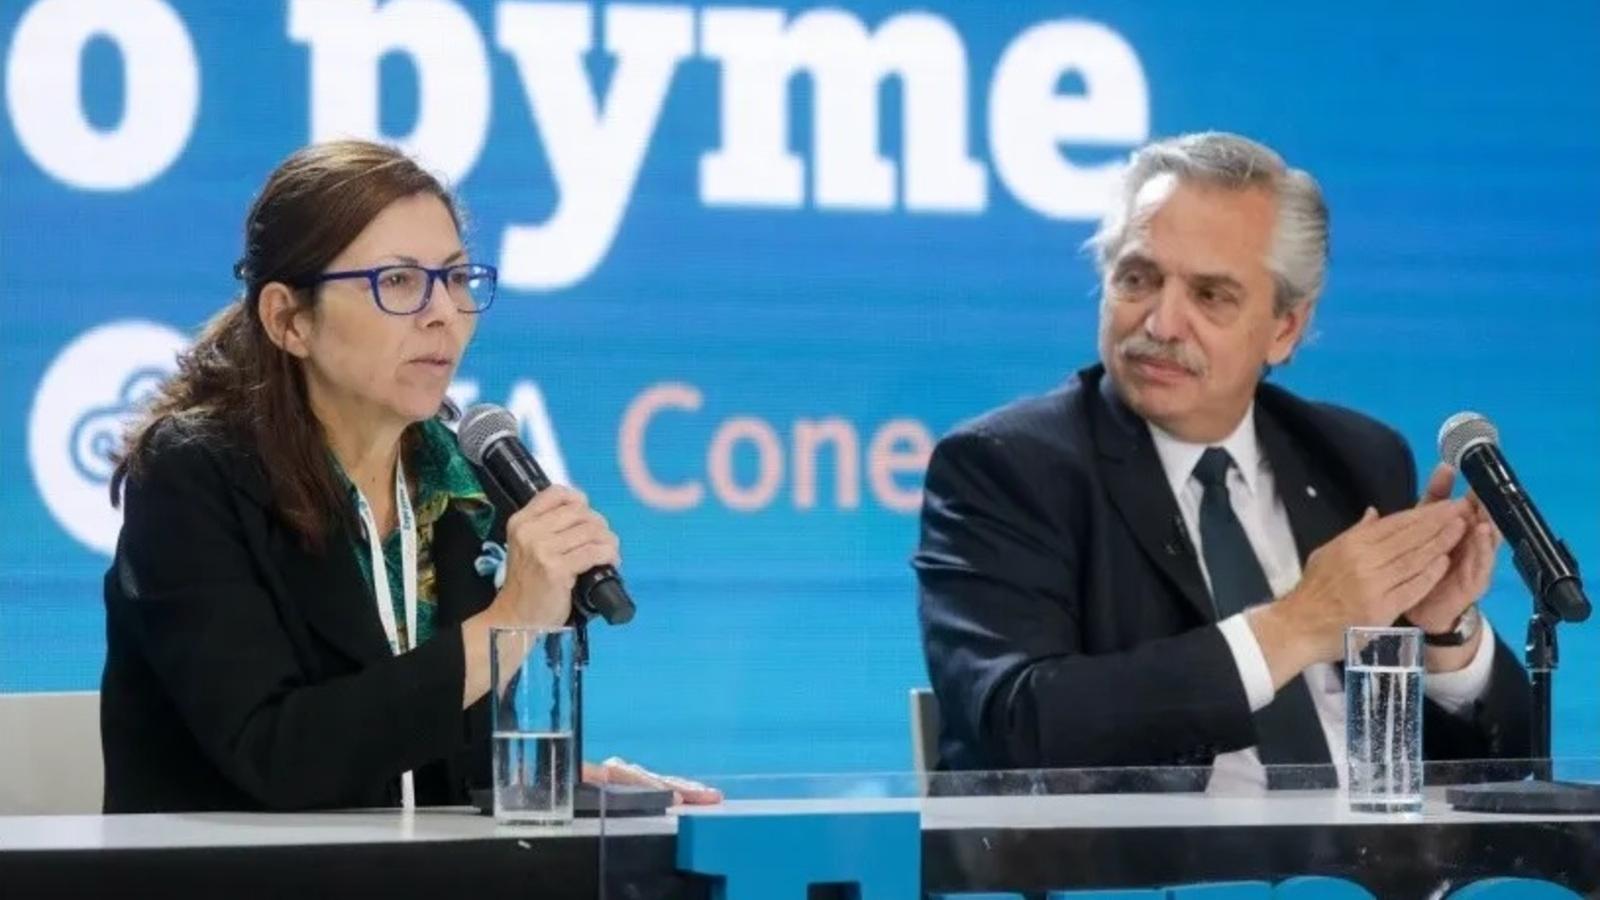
[28,320,190,555]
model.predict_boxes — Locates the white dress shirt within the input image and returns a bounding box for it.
[1146,406,1497,792]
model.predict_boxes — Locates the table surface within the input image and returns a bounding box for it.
[6,788,1599,853]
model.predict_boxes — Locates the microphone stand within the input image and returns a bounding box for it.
[1447,549,1600,813]
[571,618,599,816]
[571,615,672,819]
[1528,610,1556,783]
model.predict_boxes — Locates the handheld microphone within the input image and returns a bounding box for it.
[456,403,636,626]
[1438,412,1590,623]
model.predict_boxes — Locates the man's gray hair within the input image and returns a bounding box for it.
[1088,132,1328,315]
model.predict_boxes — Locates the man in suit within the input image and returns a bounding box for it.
[915,132,1530,788]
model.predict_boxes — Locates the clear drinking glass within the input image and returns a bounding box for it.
[490,626,576,824]
[1344,626,1424,813]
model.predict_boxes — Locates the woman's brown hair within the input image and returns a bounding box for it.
[111,140,461,550]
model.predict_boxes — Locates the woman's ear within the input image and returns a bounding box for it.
[257,283,312,359]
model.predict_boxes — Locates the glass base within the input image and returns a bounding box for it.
[493,801,575,827]
[1348,795,1423,814]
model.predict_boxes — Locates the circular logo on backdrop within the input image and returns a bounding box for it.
[29,320,190,555]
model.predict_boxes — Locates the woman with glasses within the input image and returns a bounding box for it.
[100,140,716,813]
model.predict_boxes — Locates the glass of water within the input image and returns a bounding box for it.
[491,625,576,825]
[1345,626,1424,813]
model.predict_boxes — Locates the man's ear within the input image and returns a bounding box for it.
[1267,296,1316,366]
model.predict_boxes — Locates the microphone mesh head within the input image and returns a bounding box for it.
[456,403,520,466]
[1437,411,1500,468]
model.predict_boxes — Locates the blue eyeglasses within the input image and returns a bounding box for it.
[298,263,498,315]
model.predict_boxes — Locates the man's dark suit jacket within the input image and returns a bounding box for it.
[915,363,1531,775]
[101,418,508,813]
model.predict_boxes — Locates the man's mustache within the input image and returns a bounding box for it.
[1118,334,1208,377]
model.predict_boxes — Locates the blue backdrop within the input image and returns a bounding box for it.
[2,0,1596,775]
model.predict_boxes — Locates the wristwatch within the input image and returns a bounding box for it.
[1417,604,1482,647]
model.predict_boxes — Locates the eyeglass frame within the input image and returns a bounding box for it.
[292,262,498,316]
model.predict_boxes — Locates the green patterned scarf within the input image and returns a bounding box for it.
[341,418,497,648]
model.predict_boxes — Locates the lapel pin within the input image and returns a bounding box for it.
[1305,485,1318,499]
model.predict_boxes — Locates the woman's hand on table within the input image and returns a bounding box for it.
[582,757,723,806]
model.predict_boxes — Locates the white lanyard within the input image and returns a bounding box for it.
[352,457,419,810]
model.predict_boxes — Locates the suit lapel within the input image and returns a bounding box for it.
[1088,371,1215,624]
[225,445,392,666]
[1255,402,1349,566]
[276,517,394,666]
[227,428,507,669]
[268,505,500,665]
[430,505,500,629]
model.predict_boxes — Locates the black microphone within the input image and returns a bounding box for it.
[1438,412,1590,623]
[456,403,636,626]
